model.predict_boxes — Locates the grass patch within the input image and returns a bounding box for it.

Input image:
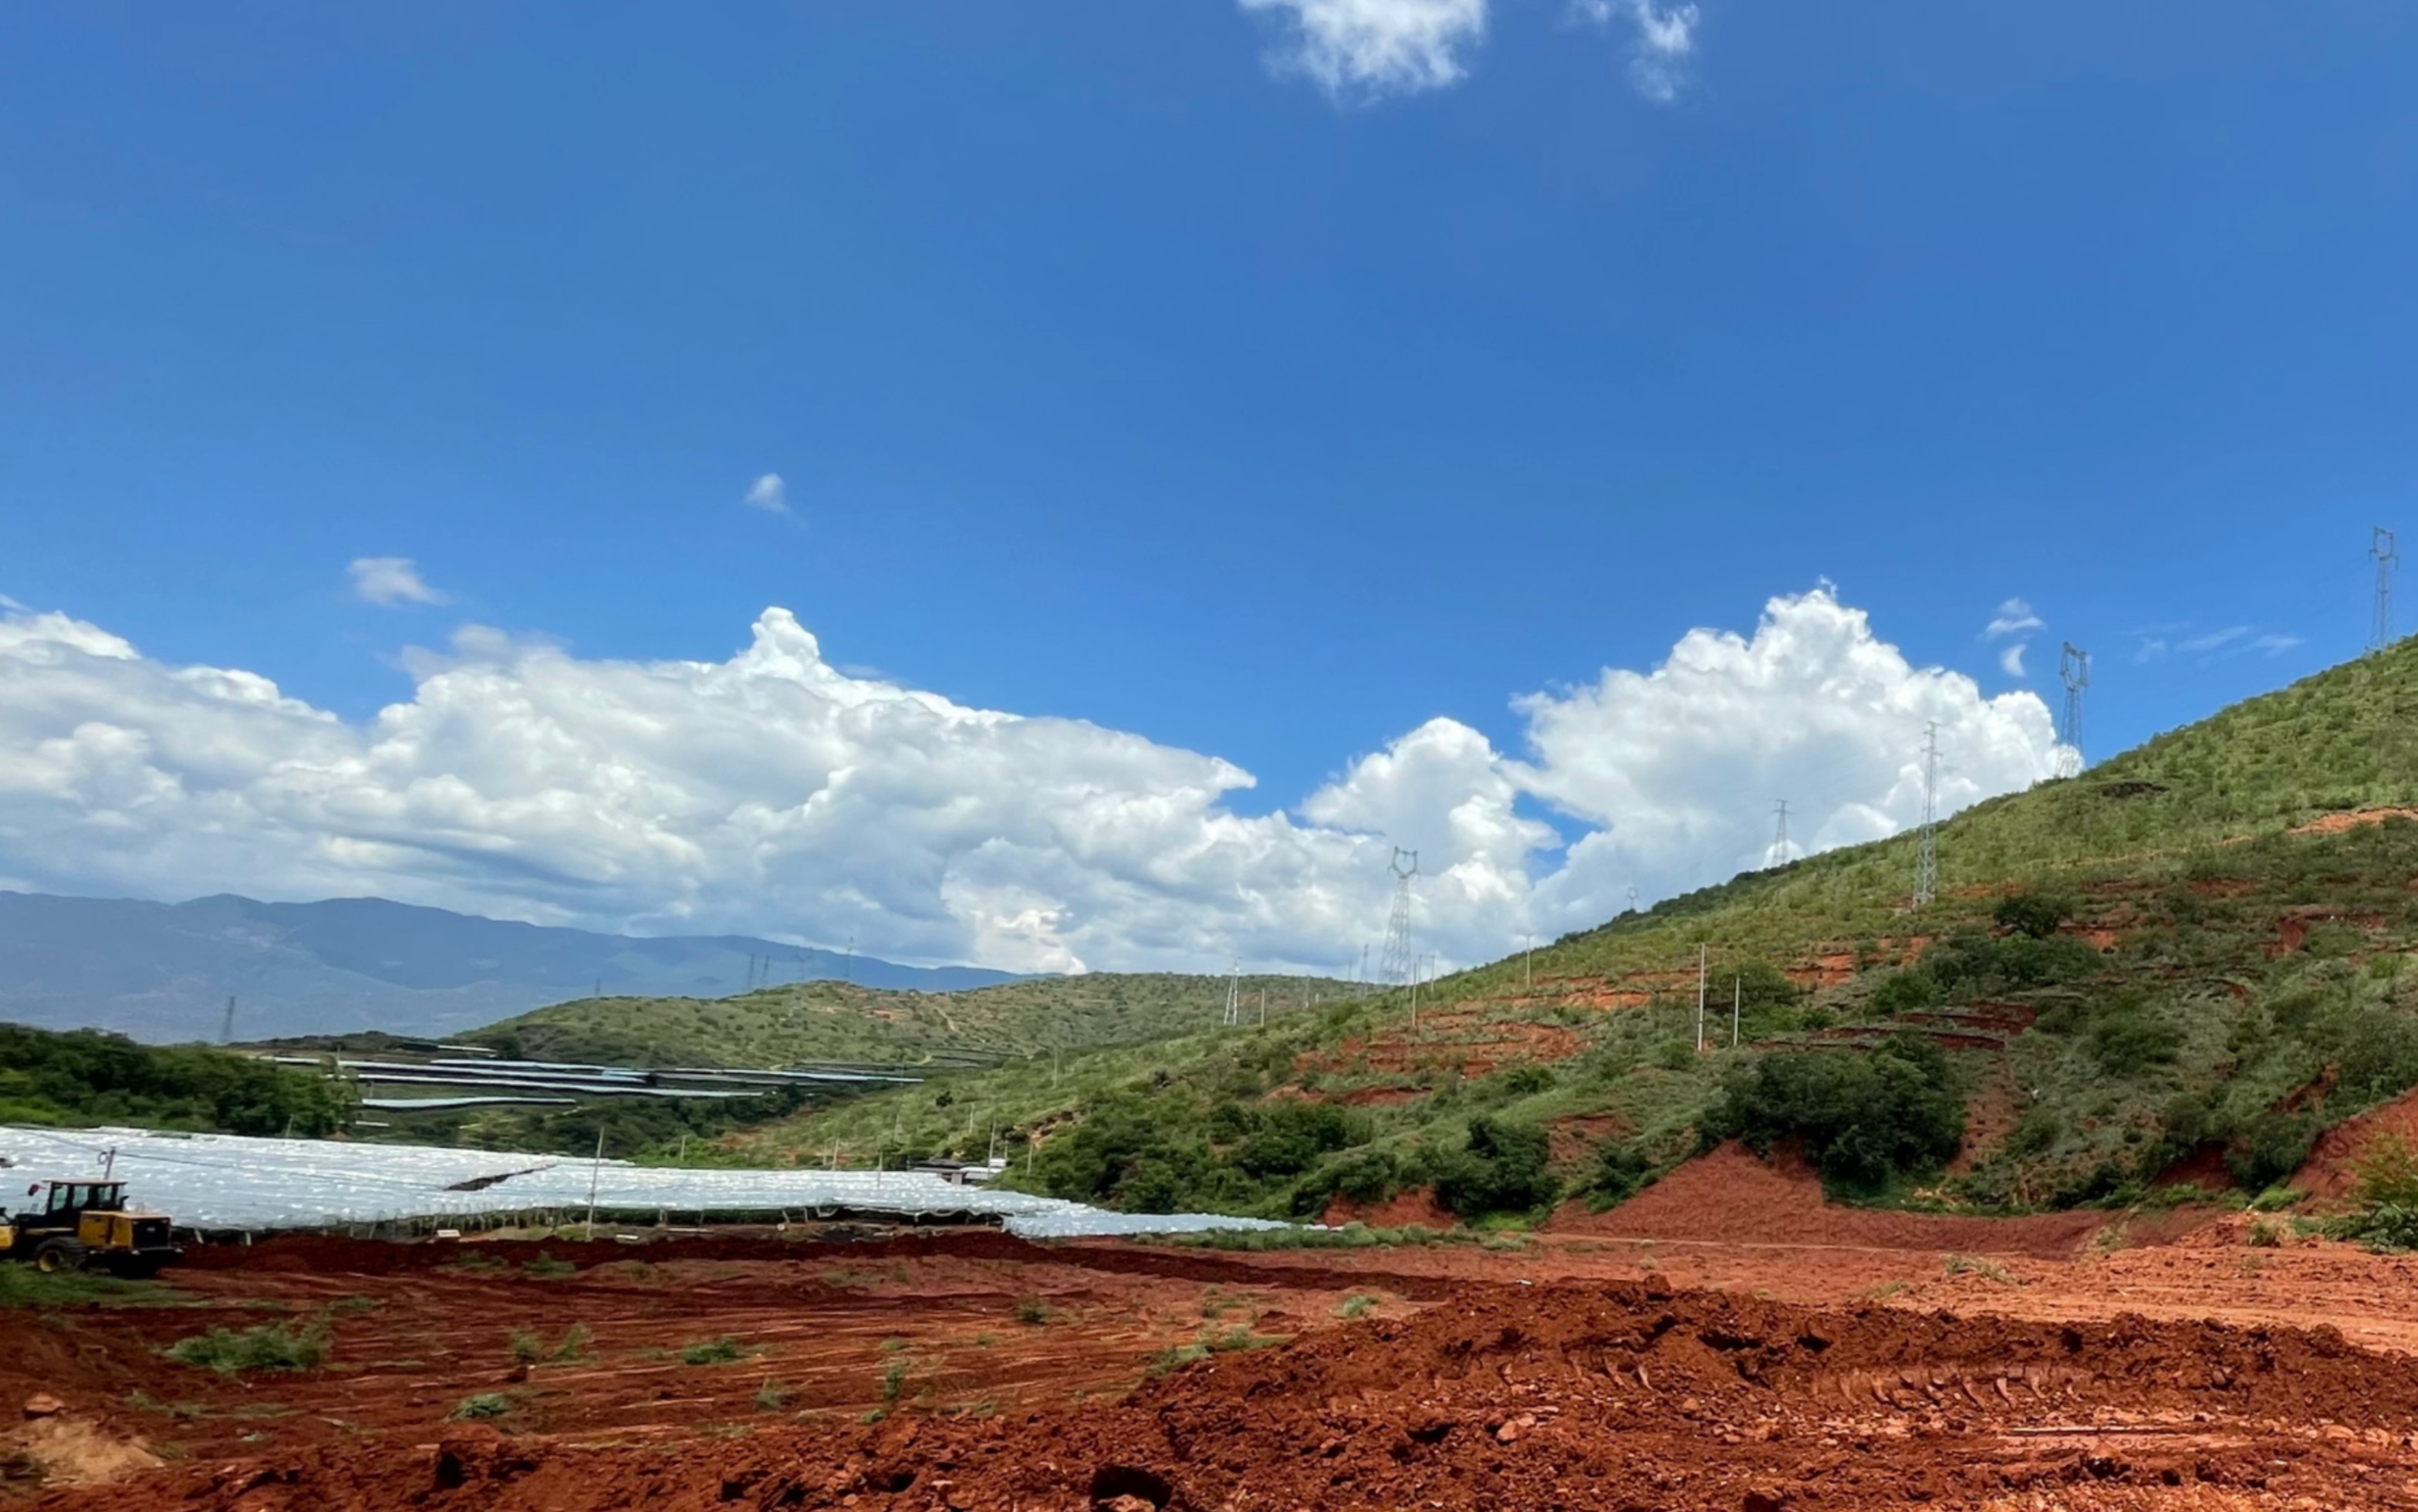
[879,1356,911,1405]
[448,1392,513,1421]
[523,1252,577,1279]
[1011,1297,1051,1325]
[165,1315,331,1375]
[755,1378,792,1412]
[680,1335,745,1366]
[1942,1253,2017,1284]
[1335,1294,1380,1320]
[0,1267,164,1309]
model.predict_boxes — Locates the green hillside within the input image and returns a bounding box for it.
[725,640,2418,1223]
[466,971,1358,1070]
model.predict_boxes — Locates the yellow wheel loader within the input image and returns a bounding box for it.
[0,1179,181,1278]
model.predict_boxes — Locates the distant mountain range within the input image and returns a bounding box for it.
[0,892,1024,1043]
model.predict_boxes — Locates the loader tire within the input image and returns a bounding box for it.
[32,1237,86,1274]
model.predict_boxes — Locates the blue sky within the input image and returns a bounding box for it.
[2,3,2415,970]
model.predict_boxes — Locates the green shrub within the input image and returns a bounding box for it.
[1869,969,1941,1015]
[680,1335,745,1365]
[1431,1116,1558,1218]
[1708,1034,1965,1193]
[165,1315,332,1375]
[1994,890,2076,940]
[449,1392,513,1421]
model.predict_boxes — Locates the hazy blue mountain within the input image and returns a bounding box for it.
[0,891,1022,1043]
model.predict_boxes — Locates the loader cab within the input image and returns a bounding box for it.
[36,1180,127,1219]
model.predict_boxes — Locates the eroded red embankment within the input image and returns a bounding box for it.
[1545,1142,2106,1258]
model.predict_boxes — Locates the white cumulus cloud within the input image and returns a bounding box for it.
[347,558,451,609]
[1238,0,1488,99]
[0,589,2058,977]
[744,474,788,513]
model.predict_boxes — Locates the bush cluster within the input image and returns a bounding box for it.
[1707,1033,1966,1193]
[0,1024,354,1137]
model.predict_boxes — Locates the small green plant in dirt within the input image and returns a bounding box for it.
[509,1330,544,1364]
[1942,1254,2016,1284]
[166,1315,332,1375]
[879,1356,912,1405]
[880,1337,907,1354]
[523,1253,577,1279]
[1335,1294,1379,1320]
[1011,1297,1052,1325]
[2246,1218,2288,1249]
[448,1393,513,1421]
[443,1250,505,1273]
[334,1294,380,1315]
[549,1323,594,1362]
[755,1378,793,1412]
[972,1333,997,1348]
[1207,1325,1282,1352]
[1146,1341,1211,1377]
[680,1335,745,1365]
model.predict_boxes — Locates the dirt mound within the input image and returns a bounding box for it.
[1318,1186,1456,1229]
[57,1281,2418,1511]
[2292,1084,2418,1199]
[1548,1142,2105,1258]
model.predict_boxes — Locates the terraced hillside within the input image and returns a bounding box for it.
[730,639,2418,1223]
[467,970,1358,1072]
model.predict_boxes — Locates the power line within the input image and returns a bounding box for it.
[1767,798,1791,869]
[1913,721,1941,908]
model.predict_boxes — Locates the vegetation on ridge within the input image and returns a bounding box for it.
[718,639,2418,1222]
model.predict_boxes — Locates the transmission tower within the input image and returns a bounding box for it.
[1913,722,1941,907]
[1766,799,1791,869]
[219,995,237,1046]
[2376,528,2401,651]
[1377,848,1420,987]
[1221,960,1242,1028]
[2056,643,2089,779]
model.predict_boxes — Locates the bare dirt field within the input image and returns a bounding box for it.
[13,1159,2418,1510]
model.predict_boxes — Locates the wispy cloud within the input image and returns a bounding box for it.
[2176,626,2247,655]
[1999,643,2028,678]
[1575,0,1700,102]
[1982,597,2045,641]
[744,474,789,513]
[347,558,450,609]
[2133,623,2301,665]
[1238,0,1488,100]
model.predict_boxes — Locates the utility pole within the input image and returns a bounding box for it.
[1222,960,1242,1028]
[1695,945,1707,1053]
[1258,988,1266,1028]
[585,1128,605,1238]
[1731,975,1741,1049]
[1522,933,1533,991]
[219,996,236,1046]
[1913,722,1941,908]
[843,936,855,985]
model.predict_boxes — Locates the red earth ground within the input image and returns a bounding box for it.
[14,1152,2418,1510]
